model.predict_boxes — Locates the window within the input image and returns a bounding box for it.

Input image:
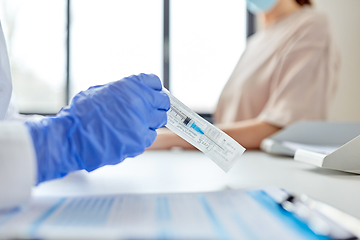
[0,0,248,115]
[70,0,163,99]
[0,0,66,114]
[170,0,246,113]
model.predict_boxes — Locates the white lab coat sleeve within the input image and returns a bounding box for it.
[5,97,44,122]
[0,21,12,121]
[0,122,37,211]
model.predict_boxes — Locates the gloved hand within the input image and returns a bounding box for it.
[25,73,170,184]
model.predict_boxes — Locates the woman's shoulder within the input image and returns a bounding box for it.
[251,7,332,43]
[294,7,332,39]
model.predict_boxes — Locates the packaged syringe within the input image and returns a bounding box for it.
[162,88,245,172]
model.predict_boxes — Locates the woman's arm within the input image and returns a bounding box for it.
[217,119,281,149]
[148,119,281,150]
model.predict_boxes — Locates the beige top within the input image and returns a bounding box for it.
[214,7,340,127]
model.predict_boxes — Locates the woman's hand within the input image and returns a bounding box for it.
[147,128,195,150]
[148,118,281,151]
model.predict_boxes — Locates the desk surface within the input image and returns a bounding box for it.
[33,150,360,220]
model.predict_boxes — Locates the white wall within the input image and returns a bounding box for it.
[313,0,360,121]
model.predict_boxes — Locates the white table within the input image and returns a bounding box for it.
[33,150,360,220]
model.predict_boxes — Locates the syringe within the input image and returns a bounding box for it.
[162,88,245,172]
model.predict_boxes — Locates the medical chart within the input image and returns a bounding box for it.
[0,189,326,240]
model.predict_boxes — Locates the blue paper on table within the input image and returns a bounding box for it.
[0,187,341,239]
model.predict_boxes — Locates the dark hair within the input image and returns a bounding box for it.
[296,0,312,6]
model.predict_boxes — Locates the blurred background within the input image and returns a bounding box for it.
[0,0,246,115]
[0,0,359,121]
[311,0,360,121]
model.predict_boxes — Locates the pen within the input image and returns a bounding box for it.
[264,187,360,240]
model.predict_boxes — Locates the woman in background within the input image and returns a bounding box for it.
[149,0,340,150]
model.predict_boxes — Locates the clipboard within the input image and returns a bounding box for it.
[260,121,360,157]
[0,187,359,239]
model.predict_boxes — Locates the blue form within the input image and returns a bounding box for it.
[0,208,21,228]
[29,198,66,237]
[247,190,331,240]
[156,196,173,239]
[197,194,231,239]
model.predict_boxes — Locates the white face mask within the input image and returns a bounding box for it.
[246,0,279,14]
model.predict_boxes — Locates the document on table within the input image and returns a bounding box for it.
[0,188,325,240]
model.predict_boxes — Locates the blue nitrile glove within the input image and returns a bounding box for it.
[25,73,170,184]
